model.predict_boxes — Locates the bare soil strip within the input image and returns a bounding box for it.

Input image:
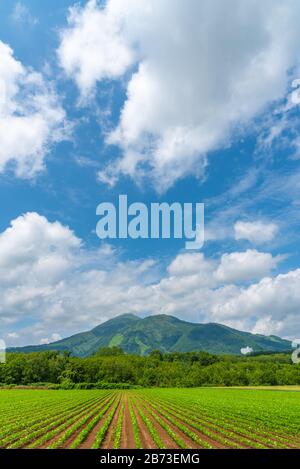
[136,399,181,449]
[136,398,198,449]
[7,390,299,450]
[21,398,103,449]
[158,399,299,448]
[79,396,119,449]
[140,397,229,449]
[120,394,135,449]
[191,411,299,448]
[38,398,107,449]
[151,399,268,449]
[166,399,299,449]
[101,394,124,449]
[131,401,156,449]
[180,408,288,448]
[2,397,100,448]
[62,396,115,449]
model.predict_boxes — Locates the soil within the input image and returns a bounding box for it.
[137,399,180,449]
[79,396,118,449]
[140,397,227,449]
[101,395,123,449]
[120,394,135,449]
[131,401,156,449]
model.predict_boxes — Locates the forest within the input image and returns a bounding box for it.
[1,347,299,388]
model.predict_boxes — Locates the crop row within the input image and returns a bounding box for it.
[0,388,299,449]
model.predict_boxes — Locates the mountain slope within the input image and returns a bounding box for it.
[8,313,292,357]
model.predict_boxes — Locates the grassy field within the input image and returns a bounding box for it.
[0,387,299,449]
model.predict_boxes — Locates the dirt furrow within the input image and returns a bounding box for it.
[62,397,114,449]
[157,399,299,448]
[131,401,156,449]
[100,394,124,449]
[79,396,118,449]
[137,399,198,449]
[150,399,267,449]
[140,398,228,449]
[120,394,135,449]
[25,399,103,449]
[137,399,181,449]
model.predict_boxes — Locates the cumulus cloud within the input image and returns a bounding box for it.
[0,212,80,285]
[0,213,159,344]
[212,269,300,323]
[58,0,300,190]
[252,316,284,336]
[234,220,279,244]
[167,253,215,279]
[240,346,253,355]
[0,212,81,327]
[57,0,134,99]
[215,249,280,283]
[0,41,67,178]
[1,215,298,345]
[40,333,62,345]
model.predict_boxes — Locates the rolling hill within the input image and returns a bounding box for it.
[8,313,292,357]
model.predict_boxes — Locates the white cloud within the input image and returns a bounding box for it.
[1,214,299,346]
[215,249,280,283]
[40,338,50,345]
[7,332,19,339]
[57,0,134,100]
[0,212,81,327]
[234,220,279,244]
[211,269,300,336]
[0,212,80,285]
[0,41,67,178]
[51,333,62,342]
[252,316,284,336]
[240,346,253,355]
[40,333,62,345]
[58,0,300,191]
[11,3,39,26]
[254,76,300,160]
[167,253,215,278]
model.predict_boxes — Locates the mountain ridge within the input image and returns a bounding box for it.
[8,313,292,357]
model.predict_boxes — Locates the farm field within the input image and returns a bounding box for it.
[0,388,299,449]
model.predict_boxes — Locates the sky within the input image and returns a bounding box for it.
[1,0,300,347]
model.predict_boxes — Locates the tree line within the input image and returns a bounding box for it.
[0,347,299,388]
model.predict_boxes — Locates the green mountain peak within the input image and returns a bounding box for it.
[8,313,292,357]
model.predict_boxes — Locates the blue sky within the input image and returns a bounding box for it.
[1,0,300,347]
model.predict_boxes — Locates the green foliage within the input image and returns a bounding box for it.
[129,400,142,449]
[113,401,125,448]
[1,348,299,388]
[70,394,116,449]
[92,398,120,449]
[0,388,300,449]
[138,387,300,448]
[134,401,165,448]
[96,346,125,356]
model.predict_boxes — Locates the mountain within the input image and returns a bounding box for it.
[8,313,292,357]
